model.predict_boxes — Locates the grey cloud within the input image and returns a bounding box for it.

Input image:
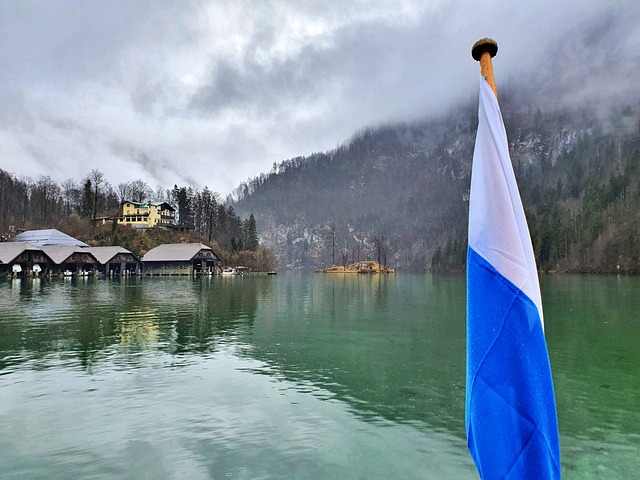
[1,0,639,196]
[110,142,200,187]
[189,43,333,117]
[539,9,640,107]
[1,2,134,83]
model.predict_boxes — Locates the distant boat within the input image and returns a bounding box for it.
[221,266,250,275]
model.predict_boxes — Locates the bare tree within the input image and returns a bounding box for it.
[130,179,152,203]
[34,176,59,225]
[117,182,131,203]
[372,233,388,267]
[102,182,120,213]
[255,245,277,272]
[61,179,79,216]
[328,222,336,265]
[153,185,170,203]
[88,169,104,222]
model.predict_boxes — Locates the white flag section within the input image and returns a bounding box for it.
[466,76,561,479]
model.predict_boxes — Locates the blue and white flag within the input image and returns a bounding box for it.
[466,76,561,479]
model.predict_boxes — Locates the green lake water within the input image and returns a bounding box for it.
[0,274,638,479]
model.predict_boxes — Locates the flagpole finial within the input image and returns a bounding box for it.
[471,38,498,61]
[472,38,499,98]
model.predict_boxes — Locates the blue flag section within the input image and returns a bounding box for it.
[466,76,561,479]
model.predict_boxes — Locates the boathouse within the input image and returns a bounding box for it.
[2,229,93,277]
[84,246,142,276]
[0,242,55,277]
[142,243,221,275]
[40,246,99,276]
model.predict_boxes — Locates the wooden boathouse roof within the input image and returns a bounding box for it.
[142,243,219,262]
[0,242,45,264]
[84,246,140,265]
[39,246,96,265]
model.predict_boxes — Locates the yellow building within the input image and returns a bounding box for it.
[117,201,175,229]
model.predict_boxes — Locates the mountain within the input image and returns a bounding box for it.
[232,87,640,273]
[230,9,640,274]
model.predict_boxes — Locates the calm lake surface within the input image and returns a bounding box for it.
[0,274,638,479]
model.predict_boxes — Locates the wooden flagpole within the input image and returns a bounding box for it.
[471,38,498,98]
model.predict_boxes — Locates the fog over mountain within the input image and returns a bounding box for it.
[230,7,640,272]
[1,1,638,194]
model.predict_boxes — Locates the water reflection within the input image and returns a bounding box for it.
[1,274,639,479]
[242,274,469,436]
[541,275,640,478]
[0,277,264,372]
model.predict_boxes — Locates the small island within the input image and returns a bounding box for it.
[314,260,394,274]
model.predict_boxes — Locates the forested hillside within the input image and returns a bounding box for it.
[232,93,640,273]
[0,171,275,269]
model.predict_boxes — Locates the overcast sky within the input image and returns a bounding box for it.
[1,1,638,195]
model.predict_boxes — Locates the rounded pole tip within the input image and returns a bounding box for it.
[471,38,498,61]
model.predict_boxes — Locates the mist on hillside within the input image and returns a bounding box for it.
[231,9,640,272]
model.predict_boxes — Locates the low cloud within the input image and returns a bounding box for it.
[0,0,638,194]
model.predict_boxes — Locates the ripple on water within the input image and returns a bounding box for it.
[2,275,640,479]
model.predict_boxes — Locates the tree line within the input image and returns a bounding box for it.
[430,126,640,273]
[169,185,258,253]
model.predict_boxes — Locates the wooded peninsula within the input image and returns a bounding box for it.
[0,170,276,272]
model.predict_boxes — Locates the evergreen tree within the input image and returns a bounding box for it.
[81,179,93,218]
[243,214,259,251]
